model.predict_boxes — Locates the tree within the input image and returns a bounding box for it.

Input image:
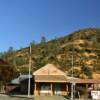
[40,36,48,57]
[0,59,19,82]
[81,63,92,78]
[15,57,26,66]
[41,36,46,44]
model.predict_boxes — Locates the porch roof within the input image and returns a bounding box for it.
[68,78,100,84]
[34,75,67,83]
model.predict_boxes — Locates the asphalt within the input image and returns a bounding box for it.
[0,94,33,100]
[0,94,68,100]
[0,94,93,100]
[34,96,67,100]
[0,94,95,100]
[0,94,67,100]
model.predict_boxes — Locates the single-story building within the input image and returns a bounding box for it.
[5,74,33,94]
[33,63,100,99]
[68,78,100,99]
[33,64,71,96]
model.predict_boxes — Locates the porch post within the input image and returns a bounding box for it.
[66,84,68,95]
[85,84,88,100]
[51,83,53,96]
[34,82,37,96]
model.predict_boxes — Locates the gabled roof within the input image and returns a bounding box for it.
[33,64,100,84]
[33,63,66,76]
[33,64,67,83]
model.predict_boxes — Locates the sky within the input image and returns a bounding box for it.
[0,0,100,52]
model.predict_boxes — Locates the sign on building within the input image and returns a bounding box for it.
[91,91,100,99]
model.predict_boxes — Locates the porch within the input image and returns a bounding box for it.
[33,74,69,96]
[34,82,69,96]
[68,78,100,99]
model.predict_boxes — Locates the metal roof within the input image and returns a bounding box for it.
[11,74,32,84]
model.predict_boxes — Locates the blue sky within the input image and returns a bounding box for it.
[0,0,100,52]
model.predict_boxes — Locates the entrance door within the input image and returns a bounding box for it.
[54,84,61,95]
[40,83,50,95]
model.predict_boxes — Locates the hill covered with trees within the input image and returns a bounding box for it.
[0,28,100,79]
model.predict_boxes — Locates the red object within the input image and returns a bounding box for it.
[0,59,9,65]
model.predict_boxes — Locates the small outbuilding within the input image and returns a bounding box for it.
[6,74,33,94]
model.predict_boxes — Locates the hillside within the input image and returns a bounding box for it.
[1,28,100,79]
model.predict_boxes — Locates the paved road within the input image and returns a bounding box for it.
[0,95,33,100]
[0,95,68,100]
[34,96,67,100]
[0,97,31,100]
[0,95,93,100]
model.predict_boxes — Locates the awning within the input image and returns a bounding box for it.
[68,78,100,84]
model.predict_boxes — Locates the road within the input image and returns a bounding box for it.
[34,96,67,100]
[0,95,68,100]
[0,95,33,100]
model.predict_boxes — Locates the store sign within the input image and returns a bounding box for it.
[91,91,100,99]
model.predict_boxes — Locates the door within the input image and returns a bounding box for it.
[54,83,61,95]
[40,83,50,95]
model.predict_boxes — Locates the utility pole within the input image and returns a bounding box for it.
[28,44,31,97]
[71,43,75,100]
[71,53,74,100]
